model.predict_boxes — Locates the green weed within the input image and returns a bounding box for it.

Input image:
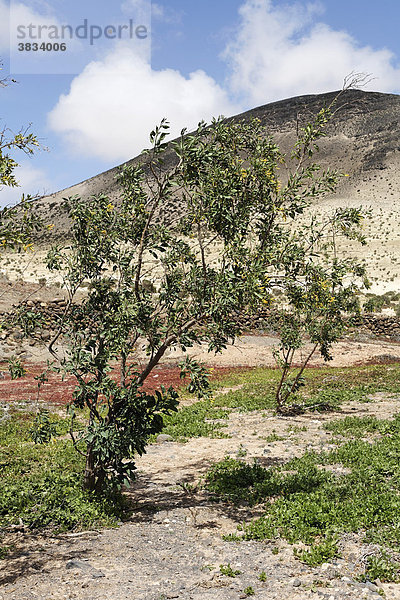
[361,551,400,583]
[237,443,248,457]
[205,421,400,579]
[287,425,307,433]
[263,432,286,442]
[0,545,11,559]
[294,536,339,566]
[243,586,255,596]
[219,563,241,577]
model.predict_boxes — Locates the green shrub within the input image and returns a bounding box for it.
[205,457,282,505]
[362,550,399,583]
[364,295,387,313]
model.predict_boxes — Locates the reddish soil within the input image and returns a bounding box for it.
[0,363,248,407]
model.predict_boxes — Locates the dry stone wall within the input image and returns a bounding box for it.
[2,301,400,346]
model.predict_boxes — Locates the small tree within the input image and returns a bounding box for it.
[271,211,365,412]
[265,89,368,412]
[43,86,367,490]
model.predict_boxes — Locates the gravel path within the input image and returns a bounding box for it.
[2,511,397,600]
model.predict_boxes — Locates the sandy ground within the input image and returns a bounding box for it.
[162,334,400,368]
[3,333,400,373]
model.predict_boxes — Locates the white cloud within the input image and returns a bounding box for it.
[47,0,400,164]
[48,45,238,162]
[0,0,52,52]
[121,0,147,12]
[1,0,81,73]
[121,0,151,22]
[0,161,52,207]
[1,0,58,50]
[223,0,400,106]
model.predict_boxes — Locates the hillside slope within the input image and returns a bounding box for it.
[11,90,400,290]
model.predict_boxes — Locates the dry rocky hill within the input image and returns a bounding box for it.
[6,89,400,292]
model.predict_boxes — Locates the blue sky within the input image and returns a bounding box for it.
[1,0,400,206]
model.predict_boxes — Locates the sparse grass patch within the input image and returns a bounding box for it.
[0,544,12,559]
[287,425,307,433]
[302,387,369,411]
[304,364,400,396]
[324,414,400,438]
[211,363,400,414]
[263,432,286,442]
[156,400,230,442]
[214,383,276,412]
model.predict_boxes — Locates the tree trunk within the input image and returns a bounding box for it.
[83,446,96,492]
[94,470,106,494]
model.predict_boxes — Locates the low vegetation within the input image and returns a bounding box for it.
[152,399,230,441]
[211,363,400,413]
[4,83,371,498]
[0,408,125,532]
[362,291,400,313]
[219,563,241,577]
[204,409,400,579]
[2,71,399,590]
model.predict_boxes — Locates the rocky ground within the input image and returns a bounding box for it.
[2,388,400,600]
